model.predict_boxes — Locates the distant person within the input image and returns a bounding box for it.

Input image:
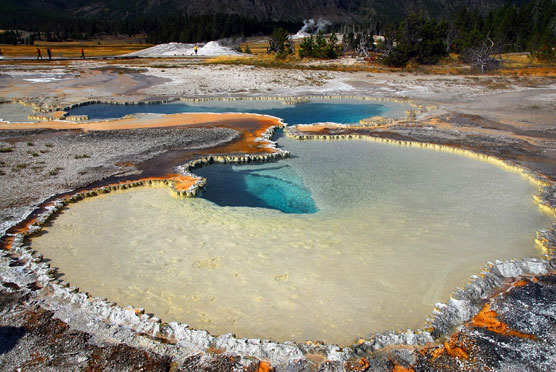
[47,48,52,60]
[37,48,42,60]
[81,48,85,59]
[194,44,198,55]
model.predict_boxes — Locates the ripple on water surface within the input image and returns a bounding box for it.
[30,136,552,345]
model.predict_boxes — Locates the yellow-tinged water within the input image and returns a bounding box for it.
[31,137,552,345]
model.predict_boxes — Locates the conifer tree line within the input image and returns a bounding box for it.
[0,0,554,64]
[0,13,300,44]
[341,0,556,66]
[449,0,555,54]
[142,15,300,44]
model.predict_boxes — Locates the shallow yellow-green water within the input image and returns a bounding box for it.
[31,137,552,345]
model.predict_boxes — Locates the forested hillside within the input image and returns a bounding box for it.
[1,0,553,58]
[1,0,527,25]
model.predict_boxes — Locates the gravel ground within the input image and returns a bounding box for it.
[0,289,174,372]
[0,127,239,234]
[0,288,259,372]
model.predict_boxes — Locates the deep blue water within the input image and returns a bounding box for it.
[69,100,390,125]
[194,162,317,214]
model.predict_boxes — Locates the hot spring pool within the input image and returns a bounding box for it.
[68,98,409,124]
[30,134,552,345]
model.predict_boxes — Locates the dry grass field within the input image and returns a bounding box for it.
[1,37,554,77]
[240,38,270,55]
[0,41,152,58]
[239,36,308,56]
[206,49,556,76]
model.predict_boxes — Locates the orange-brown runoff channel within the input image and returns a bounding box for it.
[0,112,282,159]
[470,302,537,339]
[0,112,280,133]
